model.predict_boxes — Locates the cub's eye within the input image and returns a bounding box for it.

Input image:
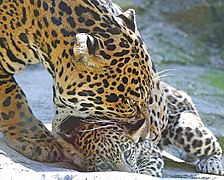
[124,149,131,158]
[123,147,136,166]
[124,148,135,159]
[96,162,113,171]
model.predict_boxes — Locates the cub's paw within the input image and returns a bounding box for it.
[196,156,223,175]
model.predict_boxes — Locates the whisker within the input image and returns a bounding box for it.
[61,115,72,123]
[80,118,118,124]
[138,160,149,168]
[152,69,176,78]
[153,73,175,81]
[79,124,116,132]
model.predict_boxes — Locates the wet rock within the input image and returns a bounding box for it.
[115,0,224,69]
[113,0,152,11]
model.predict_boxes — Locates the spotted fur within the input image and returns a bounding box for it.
[0,0,222,177]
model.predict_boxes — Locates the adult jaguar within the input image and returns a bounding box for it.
[0,0,222,177]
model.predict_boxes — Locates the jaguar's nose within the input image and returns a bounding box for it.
[129,107,151,143]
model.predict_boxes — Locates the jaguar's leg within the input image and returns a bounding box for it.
[137,139,163,177]
[161,112,222,175]
[0,68,63,162]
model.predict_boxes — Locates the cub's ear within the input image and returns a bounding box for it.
[117,9,137,33]
[73,33,101,68]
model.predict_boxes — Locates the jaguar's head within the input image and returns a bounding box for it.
[53,7,158,141]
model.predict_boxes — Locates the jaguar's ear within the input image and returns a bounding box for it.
[117,9,137,33]
[73,33,101,68]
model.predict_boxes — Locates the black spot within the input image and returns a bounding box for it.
[85,19,95,26]
[196,128,203,137]
[43,1,49,11]
[107,45,116,51]
[114,50,129,57]
[106,93,119,102]
[205,138,211,145]
[59,87,64,94]
[186,131,194,142]
[100,51,111,60]
[103,79,109,88]
[68,98,78,103]
[15,94,22,99]
[204,146,211,155]
[80,103,94,108]
[1,111,15,120]
[16,137,26,142]
[192,139,203,148]
[116,68,121,73]
[0,38,6,48]
[78,90,96,97]
[33,9,39,17]
[36,20,42,29]
[51,30,58,37]
[122,77,128,84]
[93,96,103,105]
[184,145,191,153]
[5,85,17,94]
[20,129,29,134]
[93,26,105,33]
[107,27,121,35]
[67,16,76,28]
[50,7,55,14]
[77,28,90,33]
[19,33,28,43]
[79,108,88,111]
[51,17,62,26]
[58,1,72,15]
[117,84,125,92]
[95,111,104,115]
[119,38,129,48]
[30,126,37,132]
[21,7,27,24]
[97,87,104,94]
[89,82,101,88]
[3,97,11,107]
[61,29,75,37]
[110,59,117,65]
[130,90,140,98]
[79,73,84,78]
[16,102,23,109]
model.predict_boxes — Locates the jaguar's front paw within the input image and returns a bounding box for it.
[196,156,223,175]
